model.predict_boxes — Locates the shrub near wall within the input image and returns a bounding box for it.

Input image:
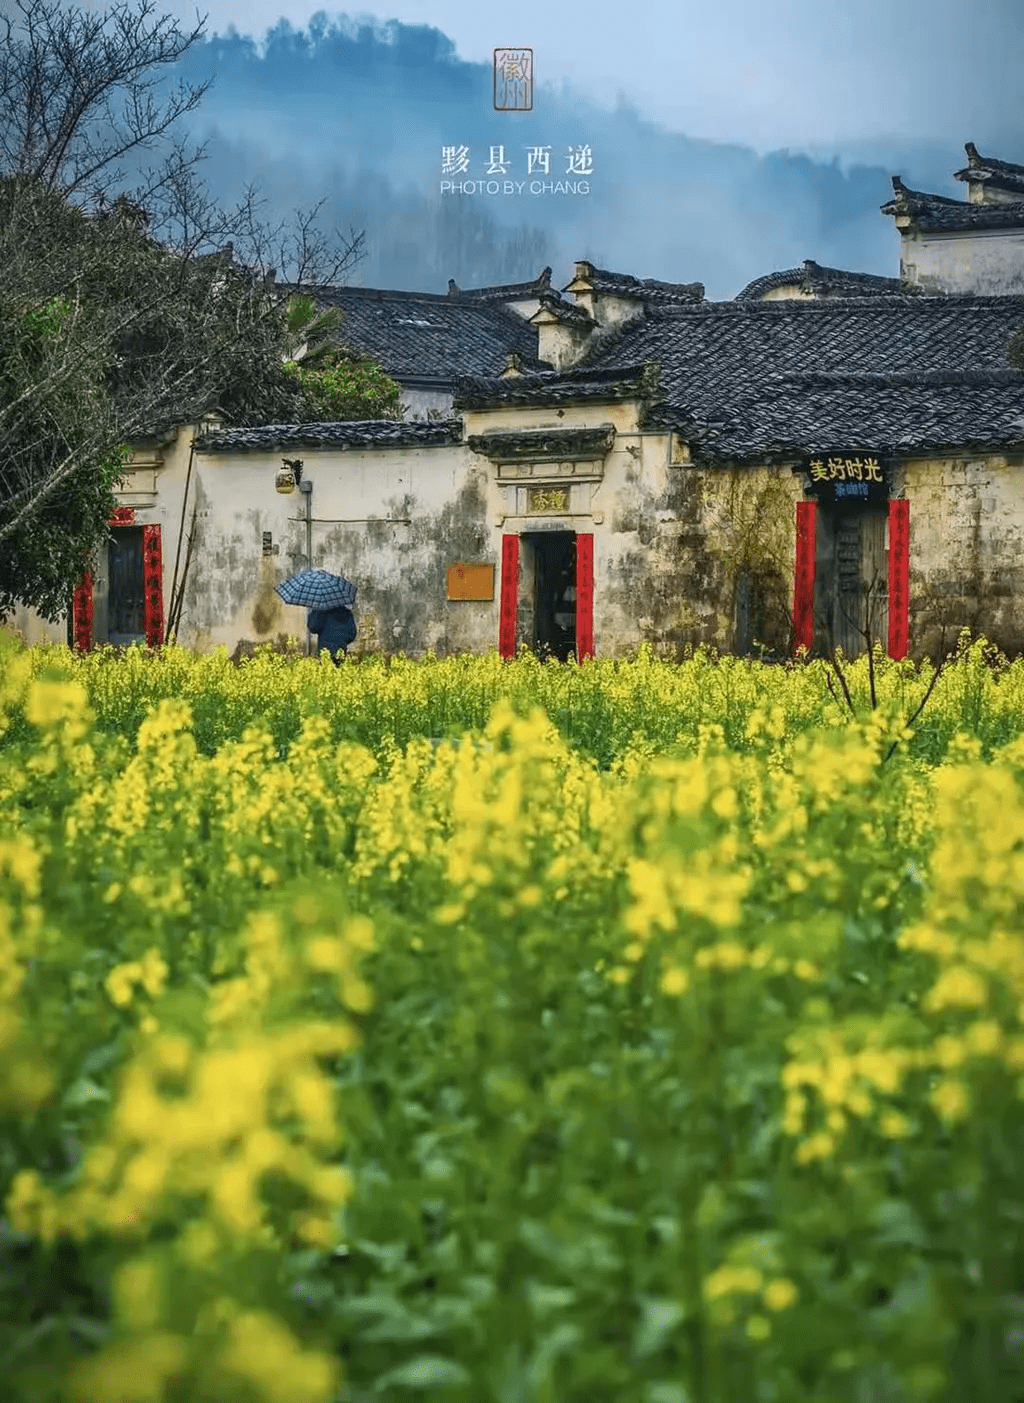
[1,638,1023,1401]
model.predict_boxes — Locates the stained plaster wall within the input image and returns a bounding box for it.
[177,441,500,658]
[900,229,1024,295]
[898,453,1024,659]
[463,399,800,659]
[592,452,802,657]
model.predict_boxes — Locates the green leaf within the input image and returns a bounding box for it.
[372,1355,471,1390]
[62,1077,110,1109]
[526,1281,577,1316]
[645,1384,691,1403]
[633,1297,686,1360]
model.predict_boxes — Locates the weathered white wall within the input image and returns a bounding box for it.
[400,387,454,418]
[898,453,1024,658]
[900,228,1024,295]
[175,440,501,658]
[13,406,1024,664]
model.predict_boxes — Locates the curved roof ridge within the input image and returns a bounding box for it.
[627,293,1013,322]
[735,259,904,301]
[448,267,553,300]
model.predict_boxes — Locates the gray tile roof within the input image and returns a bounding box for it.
[648,372,1024,462]
[282,283,539,386]
[735,259,904,301]
[881,176,1024,232]
[565,262,705,305]
[954,143,1024,198]
[194,419,463,453]
[458,295,1024,462]
[453,362,660,411]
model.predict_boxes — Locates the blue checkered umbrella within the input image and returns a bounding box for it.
[275,569,356,610]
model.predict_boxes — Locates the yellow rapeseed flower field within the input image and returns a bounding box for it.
[2,634,1024,1401]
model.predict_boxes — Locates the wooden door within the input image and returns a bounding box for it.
[108,526,146,645]
[816,505,888,659]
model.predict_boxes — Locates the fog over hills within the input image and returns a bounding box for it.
[154,13,1021,298]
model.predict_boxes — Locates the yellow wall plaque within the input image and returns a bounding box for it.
[447,563,495,600]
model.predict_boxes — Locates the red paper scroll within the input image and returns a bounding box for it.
[142,524,164,647]
[498,534,519,660]
[887,499,910,660]
[575,532,594,661]
[793,501,817,655]
[72,574,93,652]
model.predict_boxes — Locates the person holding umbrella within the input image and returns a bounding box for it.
[275,569,358,663]
[307,603,356,661]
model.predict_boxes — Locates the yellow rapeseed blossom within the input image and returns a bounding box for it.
[703,1264,764,1300]
[762,1278,798,1312]
[660,966,690,996]
[930,1079,970,1122]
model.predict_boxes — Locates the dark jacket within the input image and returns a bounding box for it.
[307,606,357,657]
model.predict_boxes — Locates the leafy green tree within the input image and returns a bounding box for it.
[285,348,403,422]
[0,0,365,619]
[282,293,403,421]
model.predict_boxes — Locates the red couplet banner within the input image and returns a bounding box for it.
[575,532,594,661]
[887,499,910,660]
[72,574,93,653]
[792,501,817,654]
[498,534,519,660]
[142,524,165,647]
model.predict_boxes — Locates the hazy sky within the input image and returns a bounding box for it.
[134,0,1024,156]
[24,0,1024,296]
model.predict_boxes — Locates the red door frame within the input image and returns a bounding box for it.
[497,530,596,662]
[71,510,165,651]
[71,574,94,653]
[142,523,165,647]
[792,498,910,659]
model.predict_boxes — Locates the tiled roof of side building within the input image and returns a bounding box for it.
[954,143,1024,197]
[735,259,905,300]
[881,176,1024,231]
[564,262,705,304]
[458,294,1024,461]
[194,419,463,453]
[282,283,539,384]
[652,372,1024,462]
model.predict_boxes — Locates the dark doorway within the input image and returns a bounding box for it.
[525,531,577,661]
[813,503,888,658]
[108,526,146,645]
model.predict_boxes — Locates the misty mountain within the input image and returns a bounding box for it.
[162,12,996,298]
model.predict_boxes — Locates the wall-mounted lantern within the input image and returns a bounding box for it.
[275,458,304,494]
